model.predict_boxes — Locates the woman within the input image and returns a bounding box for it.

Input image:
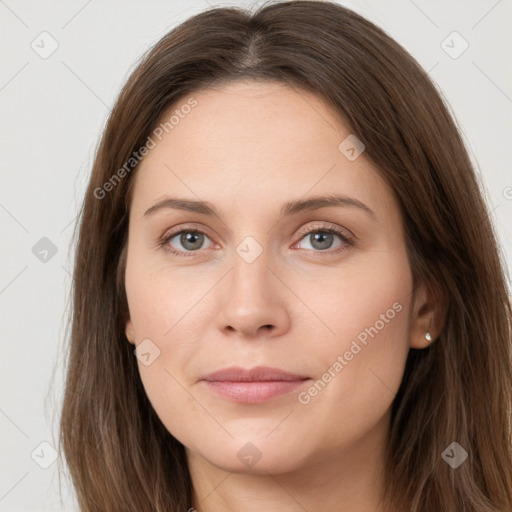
[59,1,512,511]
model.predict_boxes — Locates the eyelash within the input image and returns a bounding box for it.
[159,223,354,258]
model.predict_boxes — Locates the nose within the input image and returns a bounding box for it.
[215,251,291,340]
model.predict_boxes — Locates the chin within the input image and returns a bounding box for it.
[187,436,310,475]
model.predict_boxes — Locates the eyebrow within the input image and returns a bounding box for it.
[143,194,376,220]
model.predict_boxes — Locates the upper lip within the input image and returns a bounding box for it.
[202,366,309,382]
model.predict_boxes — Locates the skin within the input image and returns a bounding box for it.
[124,80,437,512]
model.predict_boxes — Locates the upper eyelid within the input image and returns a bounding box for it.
[295,221,353,238]
[163,223,215,241]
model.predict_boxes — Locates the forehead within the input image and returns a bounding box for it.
[129,79,398,222]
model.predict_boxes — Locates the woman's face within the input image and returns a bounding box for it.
[124,79,418,474]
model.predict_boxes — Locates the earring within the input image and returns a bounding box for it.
[425,332,432,342]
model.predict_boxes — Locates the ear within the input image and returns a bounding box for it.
[409,278,446,348]
[125,317,136,345]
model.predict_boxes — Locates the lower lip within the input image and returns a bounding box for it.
[203,380,309,404]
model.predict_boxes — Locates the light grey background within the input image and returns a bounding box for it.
[1,0,511,510]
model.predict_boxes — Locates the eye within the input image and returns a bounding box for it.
[162,227,215,257]
[292,223,354,254]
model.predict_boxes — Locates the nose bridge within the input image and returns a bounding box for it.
[230,238,274,302]
[215,235,290,337]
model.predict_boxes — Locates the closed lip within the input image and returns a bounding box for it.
[202,365,309,382]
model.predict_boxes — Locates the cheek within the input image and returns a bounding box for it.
[298,308,410,456]
[124,252,218,445]
[124,246,210,338]
[292,252,412,448]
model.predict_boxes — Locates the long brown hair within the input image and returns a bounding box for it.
[59,1,512,510]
